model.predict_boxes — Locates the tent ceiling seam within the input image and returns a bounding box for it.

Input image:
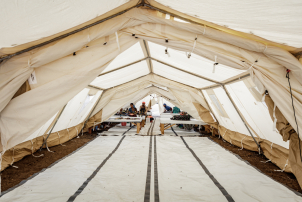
[150,57,221,85]
[88,85,105,91]
[98,57,148,77]
[200,74,250,90]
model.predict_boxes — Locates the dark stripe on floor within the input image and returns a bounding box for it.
[67,136,126,201]
[171,126,178,136]
[154,135,160,202]
[123,125,135,136]
[180,136,235,202]
[144,136,153,202]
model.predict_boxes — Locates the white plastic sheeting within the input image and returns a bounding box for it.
[0,136,123,202]
[74,136,149,201]
[155,0,302,48]
[185,137,301,201]
[2,136,300,201]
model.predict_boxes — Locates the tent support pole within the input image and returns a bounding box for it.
[39,104,67,151]
[222,85,262,153]
[79,90,106,135]
[143,40,153,73]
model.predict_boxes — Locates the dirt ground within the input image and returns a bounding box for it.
[2,126,301,195]
[204,133,302,194]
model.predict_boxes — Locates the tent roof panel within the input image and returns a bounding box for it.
[149,42,246,82]
[102,42,145,73]
[152,60,215,88]
[91,60,149,89]
[0,0,130,49]
[155,0,302,48]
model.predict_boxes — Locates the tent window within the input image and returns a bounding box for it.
[248,86,262,102]
[79,95,94,114]
[209,94,229,118]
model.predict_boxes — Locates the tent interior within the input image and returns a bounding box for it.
[0,0,302,201]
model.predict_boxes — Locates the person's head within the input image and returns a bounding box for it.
[163,103,166,107]
[142,101,145,106]
[130,103,134,107]
[120,108,123,112]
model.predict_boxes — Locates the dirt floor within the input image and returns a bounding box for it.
[2,126,301,195]
[203,133,302,194]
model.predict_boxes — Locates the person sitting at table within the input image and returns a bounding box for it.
[139,101,147,115]
[128,103,137,116]
[172,106,181,113]
[163,103,172,112]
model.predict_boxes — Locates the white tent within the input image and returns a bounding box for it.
[0,0,302,190]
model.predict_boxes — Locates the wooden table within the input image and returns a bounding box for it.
[159,118,206,134]
[102,116,144,133]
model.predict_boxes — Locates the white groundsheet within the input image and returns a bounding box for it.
[73,136,150,201]
[0,136,123,202]
[0,131,300,201]
[184,137,301,202]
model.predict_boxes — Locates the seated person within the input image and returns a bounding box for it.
[172,106,181,113]
[139,101,147,115]
[128,103,137,116]
[116,108,126,116]
[163,103,172,112]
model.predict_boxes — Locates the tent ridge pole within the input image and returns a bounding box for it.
[221,85,262,153]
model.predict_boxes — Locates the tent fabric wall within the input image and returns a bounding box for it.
[0,87,103,171]
[226,79,289,149]
[147,0,301,52]
[0,34,137,151]
[1,7,301,152]
[202,87,292,173]
[12,81,31,100]
[265,94,302,188]
[1,123,83,172]
[0,0,138,55]
[0,0,301,188]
